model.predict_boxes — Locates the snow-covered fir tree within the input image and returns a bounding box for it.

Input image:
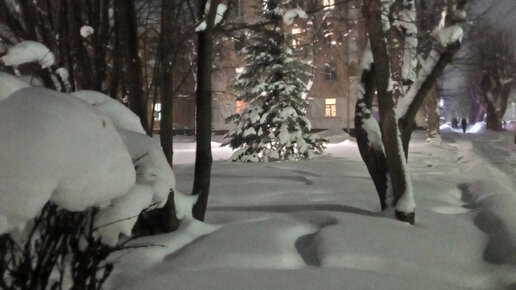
[223,0,325,162]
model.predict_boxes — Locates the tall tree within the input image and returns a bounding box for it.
[356,0,468,223]
[223,0,325,162]
[114,0,150,133]
[191,0,225,221]
[158,0,176,165]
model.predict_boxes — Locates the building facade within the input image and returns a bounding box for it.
[153,0,369,134]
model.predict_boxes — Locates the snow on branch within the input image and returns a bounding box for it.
[433,25,463,47]
[396,50,440,118]
[80,25,94,38]
[396,21,465,119]
[195,3,227,32]
[283,7,307,25]
[1,41,55,68]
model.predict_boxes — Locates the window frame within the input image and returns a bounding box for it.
[324,98,337,117]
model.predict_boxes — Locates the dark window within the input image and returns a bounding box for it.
[324,62,337,81]
[234,34,245,51]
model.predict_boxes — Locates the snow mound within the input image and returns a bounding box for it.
[0,87,135,234]
[2,41,55,68]
[0,72,30,101]
[317,128,350,144]
[118,130,175,206]
[155,217,317,271]
[71,90,146,134]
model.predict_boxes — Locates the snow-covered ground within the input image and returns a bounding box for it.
[108,129,516,290]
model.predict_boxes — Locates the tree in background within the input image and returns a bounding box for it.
[191,0,227,221]
[472,28,515,131]
[224,0,325,162]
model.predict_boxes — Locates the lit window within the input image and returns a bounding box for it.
[325,98,337,117]
[291,28,302,48]
[323,62,337,81]
[323,0,335,10]
[236,100,246,113]
[154,103,161,120]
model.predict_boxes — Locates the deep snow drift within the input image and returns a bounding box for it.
[108,129,516,290]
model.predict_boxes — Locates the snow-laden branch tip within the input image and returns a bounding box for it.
[433,25,463,47]
[195,3,227,32]
[283,7,307,25]
[80,25,94,38]
[1,41,55,68]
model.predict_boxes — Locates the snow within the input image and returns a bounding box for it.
[95,184,153,245]
[118,130,175,207]
[361,116,384,150]
[283,7,307,25]
[80,25,94,38]
[0,71,30,101]
[396,50,440,119]
[434,25,464,47]
[56,67,71,92]
[195,3,227,32]
[0,84,176,246]
[106,129,516,289]
[0,87,135,234]
[71,90,146,134]
[1,41,55,68]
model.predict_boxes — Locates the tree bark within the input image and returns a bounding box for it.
[191,0,219,221]
[354,63,389,210]
[159,0,175,166]
[114,0,149,133]
[423,84,441,141]
[67,0,95,90]
[157,0,180,232]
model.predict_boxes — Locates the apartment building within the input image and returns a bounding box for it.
[154,0,368,134]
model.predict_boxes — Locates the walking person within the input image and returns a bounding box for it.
[461,118,467,133]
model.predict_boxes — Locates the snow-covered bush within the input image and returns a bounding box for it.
[0,75,180,288]
[223,0,325,162]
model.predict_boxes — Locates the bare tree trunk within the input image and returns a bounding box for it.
[191,0,219,221]
[67,0,95,90]
[159,0,175,166]
[354,61,389,210]
[424,84,441,141]
[90,0,110,92]
[156,0,180,232]
[114,0,149,133]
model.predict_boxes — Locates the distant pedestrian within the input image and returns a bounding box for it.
[461,118,467,133]
[451,117,458,128]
